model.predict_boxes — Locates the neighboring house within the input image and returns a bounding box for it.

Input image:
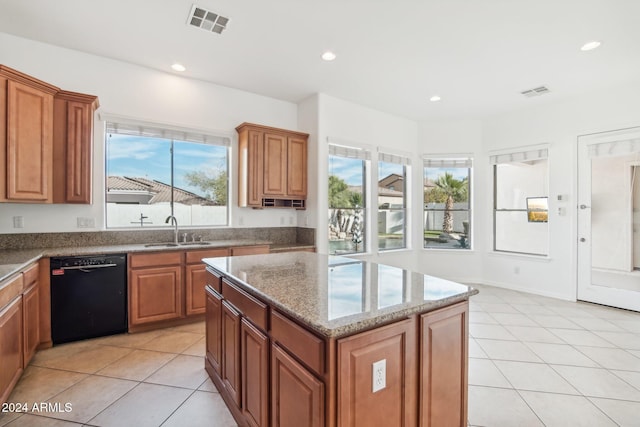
[107,176,211,205]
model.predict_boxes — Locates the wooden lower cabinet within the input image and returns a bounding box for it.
[337,318,417,427]
[0,297,23,404]
[420,302,468,427]
[271,344,324,427]
[185,264,208,316]
[129,265,182,326]
[206,286,223,376]
[241,319,269,427]
[22,283,39,367]
[230,245,270,256]
[222,300,242,406]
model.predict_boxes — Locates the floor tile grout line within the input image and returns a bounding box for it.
[157,388,199,427]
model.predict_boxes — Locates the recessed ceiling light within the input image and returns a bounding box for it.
[171,63,186,72]
[430,95,441,102]
[321,51,336,61]
[580,41,601,51]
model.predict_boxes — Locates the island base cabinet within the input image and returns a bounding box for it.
[222,300,242,407]
[271,344,324,427]
[0,297,23,404]
[337,318,417,427]
[205,286,222,376]
[420,301,468,427]
[241,319,269,427]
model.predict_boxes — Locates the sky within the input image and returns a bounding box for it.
[106,134,227,197]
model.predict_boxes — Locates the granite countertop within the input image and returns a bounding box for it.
[204,252,478,338]
[0,240,313,282]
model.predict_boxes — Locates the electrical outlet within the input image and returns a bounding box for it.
[280,216,285,225]
[12,216,24,228]
[76,217,95,228]
[239,216,244,226]
[372,359,386,393]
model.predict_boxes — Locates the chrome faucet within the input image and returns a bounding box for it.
[165,215,179,244]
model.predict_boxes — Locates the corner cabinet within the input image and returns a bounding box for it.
[236,123,308,209]
[0,65,99,205]
[0,66,57,203]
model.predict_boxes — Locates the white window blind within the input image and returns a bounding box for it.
[423,156,472,168]
[328,143,371,160]
[379,151,411,165]
[105,121,231,146]
[490,147,547,165]
[588,138,640,158]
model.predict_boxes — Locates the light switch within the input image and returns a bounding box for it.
[372,359,386,393]
[13,216,24,228]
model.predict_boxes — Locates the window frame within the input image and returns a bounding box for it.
[492,146,549,256]
[104,117,232,229]
[422,156,473,251]
[377,151,411,252]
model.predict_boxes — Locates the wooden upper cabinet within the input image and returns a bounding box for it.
[53,90,99,204]
[287,136,307,198]
[0,66,58,203]
[0,65,99,204]
[236,123,308,208]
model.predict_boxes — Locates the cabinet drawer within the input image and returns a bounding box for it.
[222,279,268,331]
[271,310,325,375]
[129,251,182,268]
[22,263,39,288]
[230,245,270,256]
[206,268,223,293]
[186,248,229,264]
[0,274,24,309]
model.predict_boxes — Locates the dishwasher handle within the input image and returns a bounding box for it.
[60,263,119,271]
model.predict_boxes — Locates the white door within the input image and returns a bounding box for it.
[577,127,640,312]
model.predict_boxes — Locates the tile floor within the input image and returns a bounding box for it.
[0,284,638,426]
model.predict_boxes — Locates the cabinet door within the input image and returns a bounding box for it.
[0,297,23,404]
[129,266,182,326]
[420,302,468,427]
[205,286,223,376]
[287,136,307,198]
[263,132,287,196]
[242,319,269,427]
[53,99,94,204]
[222,300,242,407]
[6,80,53,202]
[22,283,39,367]
[185,264,207,316]
[337,318,417,427]
[238,129,264,207]
[271,343,324,427]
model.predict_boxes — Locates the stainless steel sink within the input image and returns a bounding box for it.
[144,242,179,247]
[143,241,211,247]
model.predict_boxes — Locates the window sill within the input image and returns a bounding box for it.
[488,251,551,262]
[421,248,476,254]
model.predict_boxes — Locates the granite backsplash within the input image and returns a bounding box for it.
[0,227,315,250]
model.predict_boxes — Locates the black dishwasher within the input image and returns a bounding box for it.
[50,254,127,344]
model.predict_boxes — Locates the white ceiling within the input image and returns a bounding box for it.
[1,0,640,121]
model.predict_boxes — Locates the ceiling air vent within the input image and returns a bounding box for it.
[520,86,550,98]
[187,4,229,34]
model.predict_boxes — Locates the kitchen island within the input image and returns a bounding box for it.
[203,252,478,427]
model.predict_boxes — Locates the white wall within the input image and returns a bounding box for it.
[0,32,300,234]
[482,81,640,300]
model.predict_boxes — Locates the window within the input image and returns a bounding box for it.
[492,147,548,255]
[378,152,410,251]
[105,120,230,228]
[423,157,472,249]
[328,143,370,255]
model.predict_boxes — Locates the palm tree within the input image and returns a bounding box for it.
[434,172,468,233]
